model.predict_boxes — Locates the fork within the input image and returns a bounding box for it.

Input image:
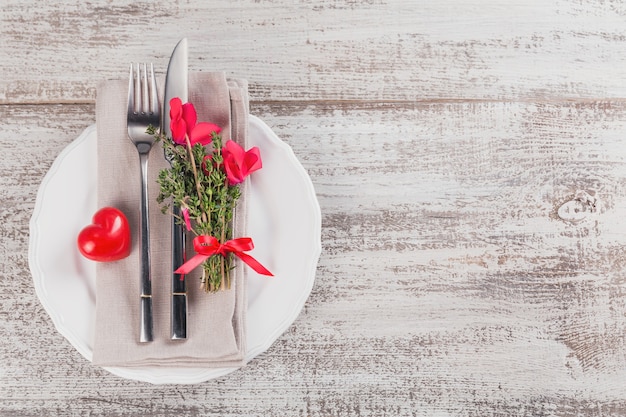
[127,63,160,343]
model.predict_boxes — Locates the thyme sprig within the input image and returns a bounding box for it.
[149,125,241,292]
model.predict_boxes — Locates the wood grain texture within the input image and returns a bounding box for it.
[3,0,626,103]
[3,0,626,416]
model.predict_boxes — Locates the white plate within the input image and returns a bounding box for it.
[28,116,321,384]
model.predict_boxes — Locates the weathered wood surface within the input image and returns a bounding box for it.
[2,0,626,416]
[3,0,626,103]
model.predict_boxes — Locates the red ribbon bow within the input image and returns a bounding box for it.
[174,235,273,277]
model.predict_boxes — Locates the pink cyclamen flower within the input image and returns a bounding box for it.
[181,207,192,231]
[221,140,262,185]
[169,98,221,146]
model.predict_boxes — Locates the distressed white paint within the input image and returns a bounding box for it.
[2,0,626,416]
[3,0,626,102]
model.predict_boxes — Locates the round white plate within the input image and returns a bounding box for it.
[28,116,321,384]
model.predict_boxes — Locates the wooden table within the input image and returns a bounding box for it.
[2,1,626,415]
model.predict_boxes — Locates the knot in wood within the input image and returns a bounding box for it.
[557,190,597,223]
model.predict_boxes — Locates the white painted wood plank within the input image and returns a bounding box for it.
[2,0,626,102]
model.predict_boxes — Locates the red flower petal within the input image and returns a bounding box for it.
[181,103,197,137]
[223,153,244,185]
[169,98,186,143]
[243,147,262,174]
[224,140,245,161]
[169,97,183,119]
[189,122,222,146]
[171,121,187,144]
[182,207,192,231]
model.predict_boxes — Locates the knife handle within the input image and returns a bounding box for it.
[171,211,187,339]
[171,293,187,340]
[140,295,154,342]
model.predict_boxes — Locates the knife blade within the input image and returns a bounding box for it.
[162,38,188,340]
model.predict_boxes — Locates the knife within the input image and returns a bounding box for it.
[162,38,188,340]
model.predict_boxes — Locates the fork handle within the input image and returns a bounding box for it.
[138,152,154,343]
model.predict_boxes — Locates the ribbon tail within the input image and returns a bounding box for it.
[233,252,273,276]
[174,253,209,275]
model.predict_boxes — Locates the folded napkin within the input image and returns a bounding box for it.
[92,73,249,368]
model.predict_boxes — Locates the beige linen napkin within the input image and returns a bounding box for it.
[92,73,249,367]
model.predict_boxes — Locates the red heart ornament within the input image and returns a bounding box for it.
[77,207,131,262]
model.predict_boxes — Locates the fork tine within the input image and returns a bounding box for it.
[149,63,158,115]
[127,63,159,119]
[127,64,135,115]
[141,63,149,114]
[134,63,141,114]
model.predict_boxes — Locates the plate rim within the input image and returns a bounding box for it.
[29,124,97,362]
